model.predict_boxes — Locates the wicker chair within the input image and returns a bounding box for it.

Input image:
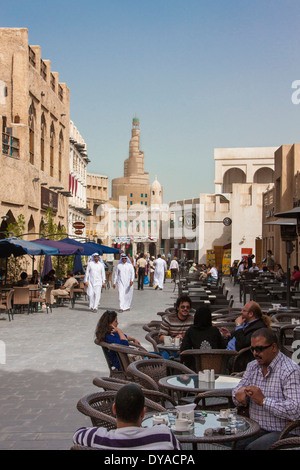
[0,289,14,321]
[142,320,162,332]
[144,329,160,353]
[12,287,30,314]
[77,391,166,428]
[194,389,235,411]
[269,436,300,450]
[95,340,159,379]
[230,347,253,374]
[55,283,76,308]
[180,349,238,374]
[76,391,118,429]
[92,376,178,407]
[126,358,194,391]
[271,312,300,323]
[278,324,297,358]
[269,420,300,450]
[70,444,97,450]
[73,280,86,300]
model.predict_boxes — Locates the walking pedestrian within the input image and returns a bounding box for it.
[113,254,135,312]
[84,253,106,312]
[153,254,167,290]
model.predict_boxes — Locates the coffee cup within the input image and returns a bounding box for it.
[164,336,172,346]
[175,418,190,431]
[153,415,168,425]
[174,337,180,347]
[219,409,230,419]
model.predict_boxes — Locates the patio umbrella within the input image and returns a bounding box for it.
[73,253,84,274]
[84,241,121,255]
[42,254,53,278]
[60,237,95,255]
[32,237,84,255]
[0,237,59,257]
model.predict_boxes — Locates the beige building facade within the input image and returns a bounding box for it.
[167,147,277,269]
[0,28,70,237]
[69,121,91,238]
[262,143,300,269]
[86,173,109,244]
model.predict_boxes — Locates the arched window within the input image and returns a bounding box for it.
[253,167,274,184]
[41,114,46,171]
[28,103,35,164]
[59,131,63,182]
[223,168,246,193]
[50,122,55,177]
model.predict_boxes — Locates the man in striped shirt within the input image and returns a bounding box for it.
[232,328,300,450]
[158,295,194,360]
[73,384,181,450]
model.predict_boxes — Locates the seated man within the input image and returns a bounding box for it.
[159,295,194,359]
[232,328,300,450]
[16,272,29,286]
[50,271,78,305]
[73,384,181,450]
[220,301,271,352]
[207,265,218,283]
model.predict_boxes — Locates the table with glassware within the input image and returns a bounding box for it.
[142,407,260,450]
[159,373,241,395]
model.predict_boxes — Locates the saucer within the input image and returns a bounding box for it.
[171,424,194,433]
[217,415,230,421]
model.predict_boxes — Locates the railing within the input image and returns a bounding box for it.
[2,133,20,158]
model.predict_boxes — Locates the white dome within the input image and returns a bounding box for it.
[151,176,161,189]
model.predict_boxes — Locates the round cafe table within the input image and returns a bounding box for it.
[159,373,241,394]
[142,410,260,450]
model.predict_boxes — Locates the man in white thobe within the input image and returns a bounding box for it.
[84,253,106,312]
[154,254,167,290]
[113,254,135,312]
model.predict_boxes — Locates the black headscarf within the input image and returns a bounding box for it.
[193,306,212,329]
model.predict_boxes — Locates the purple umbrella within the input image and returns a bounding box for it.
[42,255,53,278]
[32,238,84,255]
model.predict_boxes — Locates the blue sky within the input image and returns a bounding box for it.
[2,0,300,202]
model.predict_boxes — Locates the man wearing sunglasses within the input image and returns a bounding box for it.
[232,328,300,449]
[158,295,194,359]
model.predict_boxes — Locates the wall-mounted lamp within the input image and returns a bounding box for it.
[1,215,8,221]
[41,92,45,97]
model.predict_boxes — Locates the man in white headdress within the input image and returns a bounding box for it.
[113,254,135,312]
[154,254,167,290]
[84,253,106,312]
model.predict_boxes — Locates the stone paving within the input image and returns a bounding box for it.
[0,278,241,450]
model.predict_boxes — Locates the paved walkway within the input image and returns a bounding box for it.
[0,278,241,450]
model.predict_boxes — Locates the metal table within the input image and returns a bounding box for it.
[142,409,260,450]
